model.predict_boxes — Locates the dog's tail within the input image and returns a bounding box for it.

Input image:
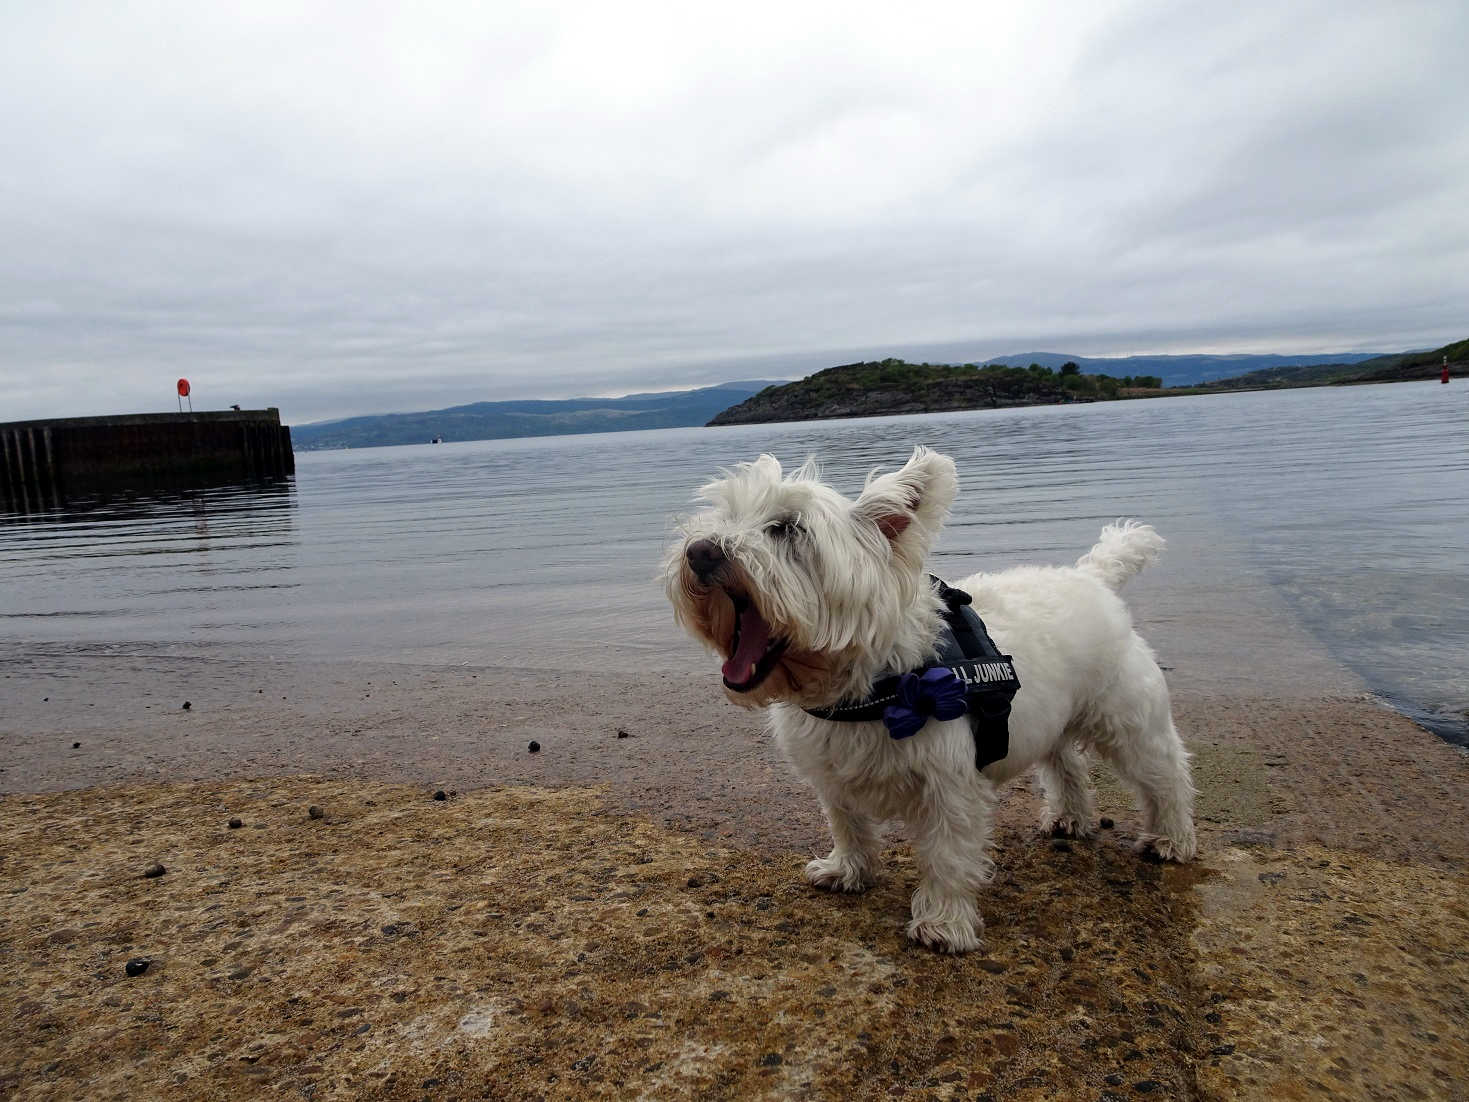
[1076,520,1164,591]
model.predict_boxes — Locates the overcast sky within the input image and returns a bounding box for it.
[2,1,1465,424]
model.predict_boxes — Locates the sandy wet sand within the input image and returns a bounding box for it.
[2,654,1468,1099]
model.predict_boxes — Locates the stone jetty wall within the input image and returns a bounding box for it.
[0,409,294,511]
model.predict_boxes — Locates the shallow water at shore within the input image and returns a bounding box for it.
[2,382,1466,742]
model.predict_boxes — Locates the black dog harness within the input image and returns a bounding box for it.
[804,577,1020,769]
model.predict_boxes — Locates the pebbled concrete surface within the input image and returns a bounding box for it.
[0,775,1465,1101]
[2,651,1467,1099]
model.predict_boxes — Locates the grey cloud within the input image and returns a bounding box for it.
[1,1,1465,425]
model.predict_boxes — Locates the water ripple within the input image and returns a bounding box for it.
[2,383,1465,741]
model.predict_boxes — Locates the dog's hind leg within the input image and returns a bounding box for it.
[1093,640,1197,862]
[906,770,997,954]
[805,797,884,893]
[1036,742,1097,839]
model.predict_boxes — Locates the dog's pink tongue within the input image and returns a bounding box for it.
[722,604,772,685]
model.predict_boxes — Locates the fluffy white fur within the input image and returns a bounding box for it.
[664,447,1196,954]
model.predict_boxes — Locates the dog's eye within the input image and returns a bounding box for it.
[767,517,801,539]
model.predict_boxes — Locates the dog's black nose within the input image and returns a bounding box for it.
[685,539,727,581]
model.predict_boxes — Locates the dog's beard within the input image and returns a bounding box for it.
[672,560,841,708]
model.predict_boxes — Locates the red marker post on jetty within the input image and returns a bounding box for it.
[1442,355,1450,384]
[177,378,193,412]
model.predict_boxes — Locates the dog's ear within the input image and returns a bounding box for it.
[750,454,782,480]
[855,446,957,555]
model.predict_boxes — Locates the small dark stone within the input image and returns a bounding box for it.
[433,790,447,801]
[124,958,150,977]
[1258,872,1286,885]
[1210,1043,1236,1056]
[687,876,704,888]
[308,805,325,820]
[1051,839,1072,853]
[617,728,630,739]
[72,742,81,749]
[227,967,252,980]
[1134,1081,1161,1093]
[1099,817,1115,830]
[976,958,1007,974]
[182,701,191,711]
[528,740,541,753]
[760,1052,783,1067]
[227,818,243,829]
[143,863,166,879]
[635,908,648,917]
[1060,946,1075,962]
[1104,1073,1123,1086]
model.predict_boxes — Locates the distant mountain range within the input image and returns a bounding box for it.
[291,381,782,450]
[1190,338,1467,389]
[978,351,1388,388]
[290,340,1463,449]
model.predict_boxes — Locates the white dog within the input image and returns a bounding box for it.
[664,446,1196,954]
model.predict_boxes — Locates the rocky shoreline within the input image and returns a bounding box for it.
[706,361,1095,426]
[709,387,1075,426]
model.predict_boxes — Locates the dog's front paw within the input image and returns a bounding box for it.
[804,854,876,893]
[1135,831,1197,863]
[1042,814,1095,840]
[905,914,983,955]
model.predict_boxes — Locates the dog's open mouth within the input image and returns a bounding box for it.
[721,592,789,693]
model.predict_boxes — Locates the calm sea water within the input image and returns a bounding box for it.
[2,383,1466,744]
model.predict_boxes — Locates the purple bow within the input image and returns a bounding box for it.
[883,667,968,739]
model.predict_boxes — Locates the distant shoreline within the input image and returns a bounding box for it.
[708,350,1464,428]
[276,340,1462,450]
